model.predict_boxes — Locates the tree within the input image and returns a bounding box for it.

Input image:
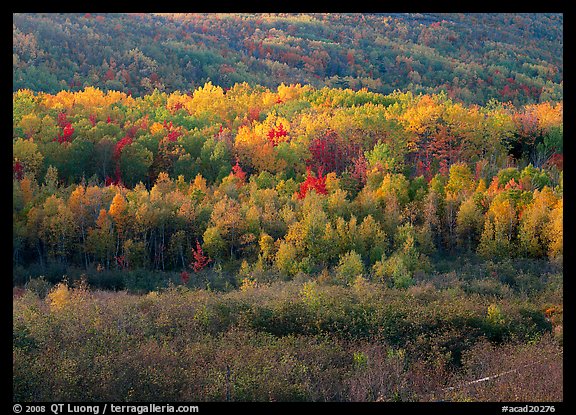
[119,143,153,187]
[13,138,44,180]
[275,240,298,276]
[207,196,246,258]
[518,187,557,257]
[298,168,327,199]
[86,209,115,269]
[40,195,76,263]
[108,192,129,262]
[68,185,91,268]
[456,197,485,251]
[446,162,475,199]
[308,129,359,175]
[335,250,365,285]
[478,194,518,258]
[546,199,562,260]
[190,240,212,272]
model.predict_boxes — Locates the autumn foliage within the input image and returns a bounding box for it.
[190,240,211,272]
[298,167,327,199]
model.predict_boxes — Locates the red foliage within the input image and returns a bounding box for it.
[158,120,182,142]
[298,167,327,199]
[266,123,288,146]
[180,270,190,285]
[63,124,74,138]
[247,107,261,122]
[350,152,368,187]
[308,129,359,175]
[13,161,24,180]
[439,159,450,176]
[475,159,488,181]
[114,136,133,160]
[89,114,97,127]
[232,160,247,184]
[424,125,463,176]
[346,51,355,66]
[104,69,115,81]
[126,124,140,139]
[112,136,133,184]
[107,115,112,124]
[55,123,75,143]
[545,153,563,170]
[416,160,433,182]
[190,240,211,272]
[166,130,181,142]
[115,255,128,270]
[504,177,523,191]
[57,112,69,128]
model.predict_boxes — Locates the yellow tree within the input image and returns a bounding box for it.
[68,185,91,267]
[478,194,518,258]
[86,209,115,269]
[546,199,563,260]
[456,197,485,251]
[108,191,129,260]
[518,187,558,257]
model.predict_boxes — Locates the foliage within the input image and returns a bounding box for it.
[13,13,562,106]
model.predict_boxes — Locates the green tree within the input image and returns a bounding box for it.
[335,250,365,285]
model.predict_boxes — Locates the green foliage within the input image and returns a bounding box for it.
[13,13,562,106]
[335,251,365,285]
[13,273,562,401]
[497,167,521,187]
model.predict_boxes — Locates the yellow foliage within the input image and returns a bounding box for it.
[240,276,258,292]
[547,199,563,259]
[20,176,34,205]
[47,282,70,311]
[324,172,340,193]
[190,173,208,194]
[150,122,165,135]
[109,192,128,234]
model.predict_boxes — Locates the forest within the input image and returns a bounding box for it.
[13,13,563,105]
[13,13,563,404]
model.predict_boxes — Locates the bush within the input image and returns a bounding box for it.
[24,276,52,299]
[335,251,365,285]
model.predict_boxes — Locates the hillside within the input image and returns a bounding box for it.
[13,12,563,105]
[12,13,563,404]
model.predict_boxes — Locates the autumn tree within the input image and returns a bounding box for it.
[190,240,212,272]
[518,187,558,257]
[478,194,518,258]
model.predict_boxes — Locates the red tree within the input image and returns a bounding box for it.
[57,112,69,128]
[298,167,327,199]
[112,136,133,183]
[190,240,211,272]
[54,123,75,143]
[231,160,247,184]
[13,161,24,180]
[308,129,359,175]
[266,123,288,146]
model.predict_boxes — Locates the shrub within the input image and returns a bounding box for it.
[25,276,52,299]
[335,250,365,285]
